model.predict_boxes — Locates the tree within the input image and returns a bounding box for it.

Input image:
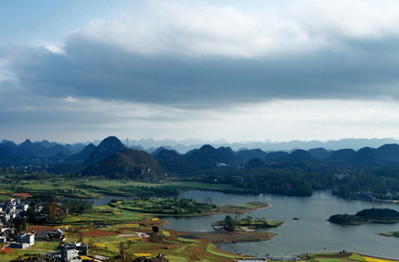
[47,202,61,222]
[119,241,127,261]
[12,216,27,233]
[223,215,237,231]
[152,226,159,234]
[27,206,37,222]
[204,196,213,205]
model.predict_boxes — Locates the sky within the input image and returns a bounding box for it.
[2,0,399,144]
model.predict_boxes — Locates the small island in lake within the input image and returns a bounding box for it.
[378,231,399,237]
[213,215,283,232]
[192,215,284,244]
[328,208,399,225]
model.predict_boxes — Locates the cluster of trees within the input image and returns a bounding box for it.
[45,199,93,222]
[10,216,27,233]
[193,158,399,199]
[220,215,237,231]
[329,208,399,225]
[328,214,368,225]
[25,195,93,223]
[392,231,399,237]
[200,165,326,197]
[335,169,399,200]
[356,208,399,220]
[62,198,93,214]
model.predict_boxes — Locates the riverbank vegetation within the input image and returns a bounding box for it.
[328,208,399,225]
[301,253,399,262]
[3,162,399,203]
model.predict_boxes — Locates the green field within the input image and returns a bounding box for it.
[0,178,243,200]
[109,198,218,215]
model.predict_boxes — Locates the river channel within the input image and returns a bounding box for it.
[160,190,399,259]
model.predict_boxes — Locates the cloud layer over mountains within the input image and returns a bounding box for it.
[2,0,399,142]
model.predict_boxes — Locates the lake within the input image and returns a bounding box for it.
[162,190,399,259]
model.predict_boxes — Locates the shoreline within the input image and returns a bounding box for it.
[154,201,270,218]
[159,201,277,244]
[267,252,399,262]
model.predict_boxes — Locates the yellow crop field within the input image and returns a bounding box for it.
[93,243,107,248]
[363,257,397,262]
[133,253,152,257]
[114,223,139,228]
[162,230,171,237]
[127,237,142,241]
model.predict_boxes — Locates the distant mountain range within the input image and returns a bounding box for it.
[4,136,399,178]
[0,139,86,159]
[124,137,399,153]
[3,137,399,156]
[153,143,399,172]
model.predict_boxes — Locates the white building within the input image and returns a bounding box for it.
[17,233,35,246]
[0,236,6,243]
[61,245,81,262]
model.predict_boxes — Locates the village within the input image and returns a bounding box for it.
[0,198,89,262]
[0,197,176,262]
[0,196,272,262]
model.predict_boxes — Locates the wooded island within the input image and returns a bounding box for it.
[328,208,399,225]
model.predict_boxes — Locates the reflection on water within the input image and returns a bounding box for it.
[163,190,399,259]
[83,195,128,206]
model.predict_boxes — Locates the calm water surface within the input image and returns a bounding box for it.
[162,190,399,259]
[89,195,128,206]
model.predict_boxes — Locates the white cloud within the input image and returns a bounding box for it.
[65,0,399,59]
[67,1,315,58]
[297,0,399,40]
[206,99,399,142]
[44,44,66,55]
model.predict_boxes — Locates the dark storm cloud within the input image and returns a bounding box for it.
[8,35,399,109]
[4,0,399,110]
